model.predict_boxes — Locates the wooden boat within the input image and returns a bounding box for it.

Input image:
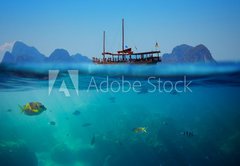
[93,19,161,64]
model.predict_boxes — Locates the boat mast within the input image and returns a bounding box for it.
[102,31,105,60]
[122,18,124,51]
[122,18,125,60]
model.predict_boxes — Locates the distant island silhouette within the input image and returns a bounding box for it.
[1,41,215,65]
[1,41,91,65]
[162,44,215,63]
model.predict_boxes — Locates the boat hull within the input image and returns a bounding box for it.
[93,59,161,65]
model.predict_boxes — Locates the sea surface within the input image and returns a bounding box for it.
[0,62,240,166]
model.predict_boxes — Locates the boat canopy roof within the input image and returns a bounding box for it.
[104,50,160,56]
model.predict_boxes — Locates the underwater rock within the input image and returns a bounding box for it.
[219,131,240,155]
[0,140,38,166]
[51,144,77,165]
[103,155,112,166]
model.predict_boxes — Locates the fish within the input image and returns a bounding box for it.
[109,97,116,103]
[115,140,123,146]
[19,102,47,116]
[162,121,168,125]
[65,117,69,120]
[103,155,112,166]
[82,123,92,127]
[132,127,147,133]
[170,89,179,95]
[73,110,81,116]
[49,121,56,126]
[137,87,149,94]
[7,109,12,112]
[90,135,96,146]
[180,131,194,137]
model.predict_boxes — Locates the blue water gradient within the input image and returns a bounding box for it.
[0,63,240,166]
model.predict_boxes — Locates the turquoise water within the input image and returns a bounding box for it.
[0,63,240,166]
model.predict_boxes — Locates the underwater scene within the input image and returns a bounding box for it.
[0,63,240,166]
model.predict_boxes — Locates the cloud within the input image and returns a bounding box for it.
[0,41,15,62]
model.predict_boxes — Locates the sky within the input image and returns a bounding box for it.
[0,0,240,61]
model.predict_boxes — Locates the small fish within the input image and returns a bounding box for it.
[180,131,194,137]
[162,121,168,125]
[82,123,92,127]
[73,110,81,116]
[132,127,147,133]
[115,140,123,146]
[137,87,149,94]
[7,109,12,112]
[170,90,179,95]
[205,156,209,160]
[109,97,116,103]
[90,135,96,146]
[103,155,112,166]
[49,121,56,126]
